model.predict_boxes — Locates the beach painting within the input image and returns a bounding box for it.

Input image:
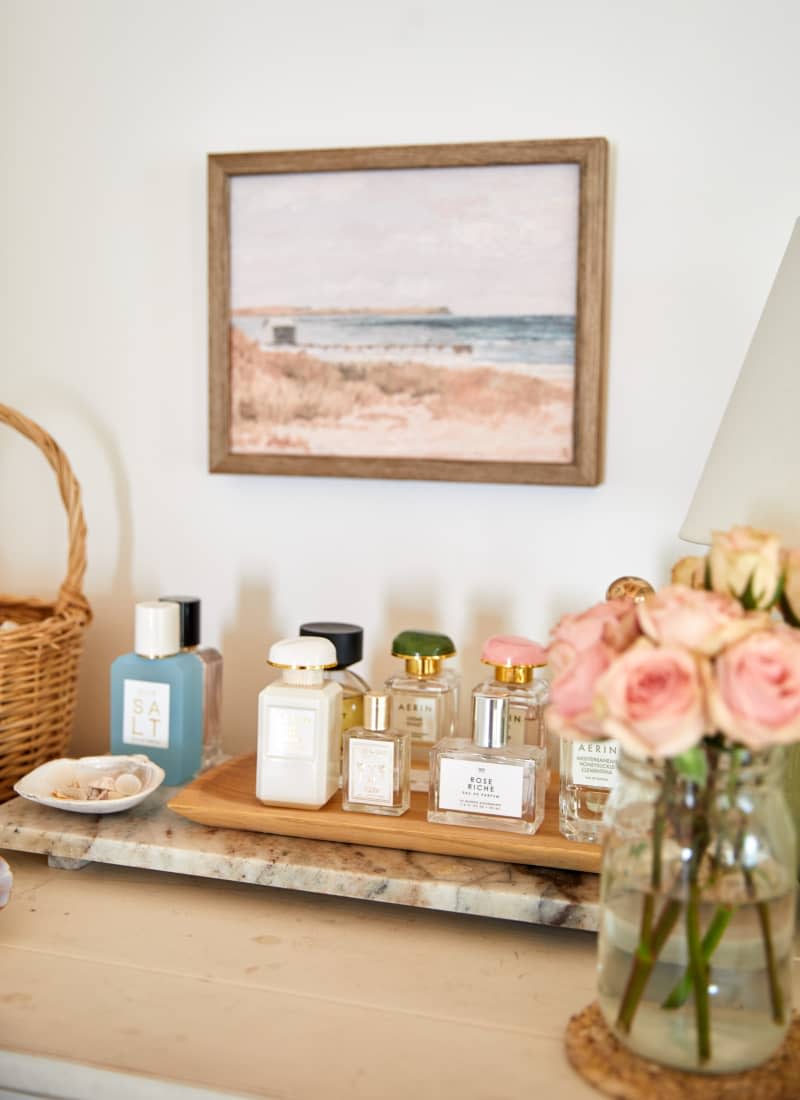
[209,141,608,484]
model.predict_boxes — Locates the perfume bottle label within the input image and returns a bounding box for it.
[393,695,439,741]
[571,740,619,789]
[122,679,170,749]
[265,706,316,758]
[438,758,524,818]
[348,738,394,805]
[507,705,526,747]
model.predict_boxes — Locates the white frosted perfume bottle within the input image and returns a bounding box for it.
[559,738,620,843]
[428,687,546,834]
[342,692,410,816]
[384,629,459,769]
[299,621,370,734]
[256,636,342,810]
[473,634,549,749]
[160,595,224,771]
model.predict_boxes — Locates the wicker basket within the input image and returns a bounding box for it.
[0,404,91,801]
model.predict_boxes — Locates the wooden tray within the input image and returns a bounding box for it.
[168,754,601,873]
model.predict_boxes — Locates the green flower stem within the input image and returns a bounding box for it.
[743,868,785,1026]
[662,905,733,1009]
[687,881,711,1064]
[614,763,675,1035]
[615,898,682,1034]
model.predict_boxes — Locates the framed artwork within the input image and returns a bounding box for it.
[208,138,608,485]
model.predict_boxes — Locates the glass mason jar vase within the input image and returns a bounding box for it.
[597,747,796,1074]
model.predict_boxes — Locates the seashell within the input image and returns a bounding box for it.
[88,775,117,792]
[0,857,12,909]
[114,773,142,796]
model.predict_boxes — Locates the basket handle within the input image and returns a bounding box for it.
[0,403,91,623]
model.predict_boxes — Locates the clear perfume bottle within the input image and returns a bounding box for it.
[473,634,549,749]
[559,737,620,842]
[256,636,342,809]
[342,692,410,816]
[110,601,204,786]
[161,595,224,771]
[384,629,459,769]
[299,621,369,734]
[428,687,546,834]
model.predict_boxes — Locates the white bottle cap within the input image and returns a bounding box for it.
[267,636,337,670]
[135,600,180,659]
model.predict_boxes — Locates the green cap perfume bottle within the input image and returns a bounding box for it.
[385,629,460,775]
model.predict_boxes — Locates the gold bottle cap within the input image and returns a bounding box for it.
[363,692,390,732]
[605,576,655,603]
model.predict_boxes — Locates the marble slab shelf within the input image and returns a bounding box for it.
[0,788,600,931]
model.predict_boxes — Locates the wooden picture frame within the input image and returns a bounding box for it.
[209,138,608,485]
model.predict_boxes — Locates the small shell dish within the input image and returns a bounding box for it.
[13,755,164,814]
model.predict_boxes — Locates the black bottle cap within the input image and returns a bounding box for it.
[159,595,201,648]
[299,621,363,668]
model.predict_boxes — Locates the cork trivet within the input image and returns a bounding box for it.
[565,1001,800,1100]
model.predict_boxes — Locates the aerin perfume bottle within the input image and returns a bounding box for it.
[384,630,459,768]
[558,738,620,842]
[299,622,369,734]
[473,635,548,749]
[557,577,652,843]
[342,692,410,816]
[160,595,224,771]
[428,687,545,834]
[110,601,204,786]
[256,636,342,809]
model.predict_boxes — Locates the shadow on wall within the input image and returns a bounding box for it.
[50,396,136,757]
[220,580,275,756]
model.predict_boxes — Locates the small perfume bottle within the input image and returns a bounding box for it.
[299,621,369,734]
[256,636,342,809]
[110,601,204,786]
[559,738,620,843]
[428,687,545,834]
[385,629,460,768]
[160,595,224,771]
[342,692,410,816]
[474,634,549,749]
[557,578,651,843]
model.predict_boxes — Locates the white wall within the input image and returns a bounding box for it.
[2,0,799,756]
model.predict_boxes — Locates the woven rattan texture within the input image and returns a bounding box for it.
[0,404,91,801]
[565,1000,800,1100]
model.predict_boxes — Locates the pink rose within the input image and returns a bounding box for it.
[594,640,708,758]
[550,598,640,656]
[546,642,614,740]
[709,526,782,610]
[637,585,768,656]
[708,629,800,749]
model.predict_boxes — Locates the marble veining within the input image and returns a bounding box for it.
[0,789,600,930]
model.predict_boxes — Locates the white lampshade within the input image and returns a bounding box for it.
[680,219,800,545]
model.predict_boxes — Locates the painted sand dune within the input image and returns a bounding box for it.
[230,327,574,463]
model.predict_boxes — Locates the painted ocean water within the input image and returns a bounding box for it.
[232,313,575,376]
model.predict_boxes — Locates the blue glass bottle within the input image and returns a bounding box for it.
[110,601,204,786]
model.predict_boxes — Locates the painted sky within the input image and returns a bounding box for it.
[230,162,579,316]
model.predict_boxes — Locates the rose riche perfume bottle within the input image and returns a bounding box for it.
[110,601,204,786]
[559,737,620,843]
[160,595,224,771]
[474,634,548,749]
[342,692,410,816]
[299,621,369,734]
[428,687,545,834]
[385,629,459,768]
[256,636,342,809]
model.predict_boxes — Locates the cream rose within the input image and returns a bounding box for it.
[670,555,706,588]
[781,548,800,626]
[708,629,800,749]
[708,526,782,610]
[637,585,768,656]
[594,639,708,758]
